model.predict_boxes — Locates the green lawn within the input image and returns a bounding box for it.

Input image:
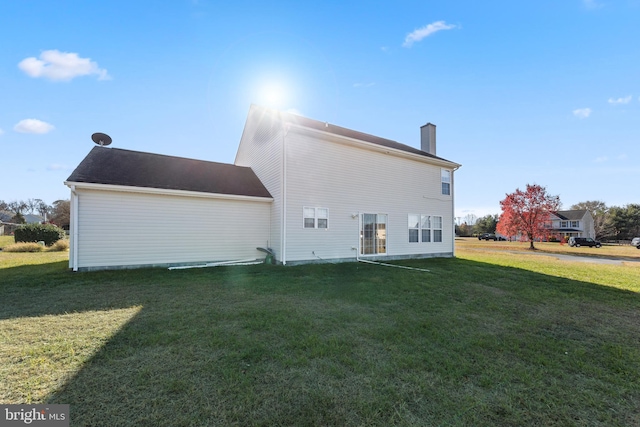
[1,248,640,426]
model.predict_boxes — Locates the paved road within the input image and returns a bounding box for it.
[466,248,640,265]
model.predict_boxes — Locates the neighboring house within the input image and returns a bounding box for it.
[545,210,595,239]
[65,104,461,271]
[24,214,44,224]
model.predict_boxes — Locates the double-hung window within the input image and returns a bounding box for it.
[303,207,328,229]
[421,215,431,242]
[441,170,451,196]
[408,214,420,242]
[432,216,443,242]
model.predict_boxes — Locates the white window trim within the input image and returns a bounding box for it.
[303,206,329,229]
[409,214,442,243]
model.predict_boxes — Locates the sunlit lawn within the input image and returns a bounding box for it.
[1,246,639,426]
[458,236,640,259]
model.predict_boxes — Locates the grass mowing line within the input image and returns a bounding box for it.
[0,306,142,403]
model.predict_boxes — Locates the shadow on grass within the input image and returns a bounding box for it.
[2,258,640,426]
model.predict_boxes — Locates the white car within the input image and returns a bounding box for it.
[632,237,640,249]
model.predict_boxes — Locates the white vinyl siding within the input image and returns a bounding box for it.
[283,128,455,261]
[235,106,284,258]
[72,188,270,269]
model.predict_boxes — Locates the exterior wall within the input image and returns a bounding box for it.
[71,188,271,270]
[235,107,284,260]
[282,128,455,263]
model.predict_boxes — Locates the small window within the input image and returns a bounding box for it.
[421,215,431,242]
[303,207,329,229]
[432,216,443,242]
[317,208,328,229]
[408,214,419,242]
[441,170,451,196]
[570,221,579,228]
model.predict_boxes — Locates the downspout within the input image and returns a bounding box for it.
[70,185,79,271]
[451,166,461,257]
[280,115,288,265]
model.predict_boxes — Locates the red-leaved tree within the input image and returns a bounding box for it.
[497,184,560,249]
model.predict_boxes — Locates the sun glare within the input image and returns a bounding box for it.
[260,82,287,107]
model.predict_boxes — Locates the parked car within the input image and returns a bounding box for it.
[632,237,640,249]
[478,233,497,241]
[568,237,602,248]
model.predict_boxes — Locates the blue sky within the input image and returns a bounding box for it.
[1,0,638,220]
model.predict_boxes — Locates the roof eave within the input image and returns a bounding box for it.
[64,181,273,203]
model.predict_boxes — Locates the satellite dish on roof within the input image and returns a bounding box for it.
[91,132,112,146]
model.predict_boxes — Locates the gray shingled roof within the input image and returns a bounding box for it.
[555,210,588,220]
[67,147,272,198]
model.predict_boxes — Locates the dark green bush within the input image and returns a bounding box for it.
[14,223,66,246]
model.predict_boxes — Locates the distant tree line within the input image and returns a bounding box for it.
[0,198,70,230]
[456,199,640,242]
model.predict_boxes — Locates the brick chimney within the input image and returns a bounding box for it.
[420,123,436,155]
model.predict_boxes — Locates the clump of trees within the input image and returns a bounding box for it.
[455,214,498,237]
[0,198,70,229]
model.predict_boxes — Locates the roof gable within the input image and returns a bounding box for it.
[251,105,459,166]
[555,210,589,221]
[66,147,272,198]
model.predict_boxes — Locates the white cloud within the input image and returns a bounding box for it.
[14,119,55,134]
[0,128,4,136]
[608,95,632,105]
[594,156,608,163]
[403,21,457,47]
[573,108,592,119]
[353,82,375,88]
[617,154,628,161]
[18,50,110,82]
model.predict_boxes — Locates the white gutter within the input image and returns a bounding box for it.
[63,181,273,203]
[280,114,288,265]
[358,258,431,273]
[451,165,461,257]
[70,185,79,272]
[168,258,261,270]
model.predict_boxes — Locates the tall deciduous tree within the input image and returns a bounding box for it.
[49,199,70,229]
[498,184,560,250]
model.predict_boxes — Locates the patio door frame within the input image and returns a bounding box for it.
[359,213,388,256]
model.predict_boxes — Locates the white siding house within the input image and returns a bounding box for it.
[235,105,461,265]
[66,105,461,270]
[546,210,595,239]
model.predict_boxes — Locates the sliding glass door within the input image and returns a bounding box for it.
[360,214,387,255]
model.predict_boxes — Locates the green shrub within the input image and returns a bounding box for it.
[3,242,44,252]
[49,239,70,252]
[14,223,66,246]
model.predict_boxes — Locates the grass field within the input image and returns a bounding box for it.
[1,241,640,426]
